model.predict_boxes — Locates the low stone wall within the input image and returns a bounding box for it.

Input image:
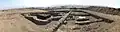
[87,6,120,16]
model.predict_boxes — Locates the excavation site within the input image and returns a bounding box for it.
[0,5,120,32]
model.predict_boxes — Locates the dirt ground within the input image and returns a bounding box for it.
[0,8,120,32]
[0,9,48,32]
[81,10,120,32]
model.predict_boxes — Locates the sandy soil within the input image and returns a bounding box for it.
[0,8,120,32]
[0,9,48,32]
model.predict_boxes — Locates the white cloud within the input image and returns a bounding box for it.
[20,0,118,8]
[1,0,118,9]
[80,0,117,8]
[21,0,82,7]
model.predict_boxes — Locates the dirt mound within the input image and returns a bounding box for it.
[87,6,120,16]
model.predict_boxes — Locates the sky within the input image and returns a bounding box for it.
[0,0,119,10]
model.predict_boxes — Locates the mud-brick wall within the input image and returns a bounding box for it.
[87,6,120,16]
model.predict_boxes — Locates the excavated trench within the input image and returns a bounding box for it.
[56,11,113,32]
[21,9,114,32]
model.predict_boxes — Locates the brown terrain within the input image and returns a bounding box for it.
[0,6,120,32]
[0,9,48,32]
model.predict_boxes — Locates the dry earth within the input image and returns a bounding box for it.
[0,8,120,32]
[0,9,48,32]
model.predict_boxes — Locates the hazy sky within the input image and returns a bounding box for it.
[0,0,119,9]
